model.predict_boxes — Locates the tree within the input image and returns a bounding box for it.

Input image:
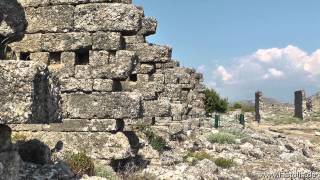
[204,88,228,116]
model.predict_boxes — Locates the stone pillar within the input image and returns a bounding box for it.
[255,91,262,123]
[294,90,306,119]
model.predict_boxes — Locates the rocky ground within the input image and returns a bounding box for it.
[107,111,320,180]
[8,111,320,180]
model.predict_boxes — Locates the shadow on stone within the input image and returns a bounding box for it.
[17,139,51,165]
[110,155,150,174]
[31,70,62,124]
[123,131,141,154]
[0,0,28,59]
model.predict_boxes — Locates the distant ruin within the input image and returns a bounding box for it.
[255,90,319,121]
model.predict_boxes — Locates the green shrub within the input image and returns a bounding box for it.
[204,88,228,115]
[136,124,167,152]
[214,157,234,168]
[64,152,95,177]
[184,151,214,161]
[207,132,236,144]
[233,102,242,109]
[148,133,167,152]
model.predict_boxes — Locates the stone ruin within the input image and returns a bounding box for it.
[0,0,206,177]
[255,90,320,122]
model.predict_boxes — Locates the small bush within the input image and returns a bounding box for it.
[184,151,214,165]
[207,132,236,144]
[64,152,95,177]
[11,133,27,143]
[214,157,234,168]
[149,133,167,152]
[136,124,167,152]
[233,102,242,109]
[204,88,228,115]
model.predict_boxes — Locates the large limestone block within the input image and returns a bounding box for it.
[74,3,143,32]
[42,32,92,52]
[10,32,92,52]
[143,100,171,117]
[126,43,172,63]
[92,50,135,80]
[25,5,74,33]
[10,33,42,52]
[62,92,142,119]
[0,61,48,124]
[13,131,131,160]
[60,78,93,92]
[92,31,122,51]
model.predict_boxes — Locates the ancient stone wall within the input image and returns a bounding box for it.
[0,0,206,166]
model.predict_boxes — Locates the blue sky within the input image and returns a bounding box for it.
[133,0,320,102]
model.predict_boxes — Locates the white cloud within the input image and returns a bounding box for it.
[206,45,320,101]
[215,66,232,82]
[264,68,285,79]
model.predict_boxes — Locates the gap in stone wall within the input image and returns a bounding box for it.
[49,52,61,64]
[113,80,123,92]
[20,52,30,61]
[75,49,90,65]
[129,74,137,82]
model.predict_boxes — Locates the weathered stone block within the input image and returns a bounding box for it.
[164,72,179,84]
[137,74,149,82]
[30,52,50,65]
[26,5,74,33]
[92,31,122,50]
[60,78,93,92]
[155,117,172,124]
[92,50,135,80]
[138,17,157,36]
[93,79,113,92]
[0,61,50,124]
[74,3,143,32]
[14,131,131,161]
[10,34,42,52]
[127,43,172,63]
[54,52,75,78]
[139,64,154,74]
[75,65,92,79]
[143,100,171,117]
[123,35,145,45]
[152,73,165,84]
[89,51,109,67]
[62,92,142,119]
[42,33,92,52]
